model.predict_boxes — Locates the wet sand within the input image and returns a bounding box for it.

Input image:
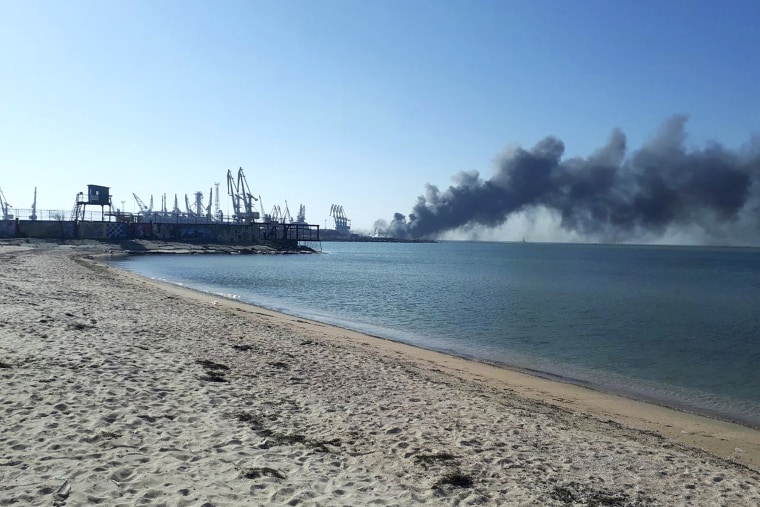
[1,240,760,505]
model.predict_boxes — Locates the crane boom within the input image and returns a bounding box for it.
[226,167,259,222]
[0,187,14,220]
[330,204,351,235]
[132,193,149,212]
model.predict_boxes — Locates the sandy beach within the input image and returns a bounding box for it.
[2,240,760,506]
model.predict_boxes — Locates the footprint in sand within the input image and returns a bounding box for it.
[110,467,135,483]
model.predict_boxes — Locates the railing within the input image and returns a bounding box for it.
[5,207,266,224]
[3,208,109,222]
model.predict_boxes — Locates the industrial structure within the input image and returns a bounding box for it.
[329,204,351,235]
[1,168,321,245]
[71,185,112,222]
[296,204,306,224]
[29,187,37,221]
[0,187,12,220]
[227,167,259,223]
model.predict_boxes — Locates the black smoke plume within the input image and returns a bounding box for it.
[378,115,760,242]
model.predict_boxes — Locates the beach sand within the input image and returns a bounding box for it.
[2,240,760,506]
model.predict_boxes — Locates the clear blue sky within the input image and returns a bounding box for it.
[2,0,758,236]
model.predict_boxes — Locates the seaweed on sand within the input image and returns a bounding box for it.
[550,482,632,506]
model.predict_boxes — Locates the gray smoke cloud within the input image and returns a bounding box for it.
[377,115,760,243]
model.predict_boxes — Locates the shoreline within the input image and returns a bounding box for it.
[2,240,760,505]
[100,245,760,470]
[114,271,760,431]
[111,248,760,432]
[123,266,760,471]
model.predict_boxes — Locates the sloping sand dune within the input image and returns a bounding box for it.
[1,241,759,505]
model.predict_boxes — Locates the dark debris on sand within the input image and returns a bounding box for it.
[433,471,474,489]
[197,359,230,382]
[549,481,650,506]
[240,467,286,480]
[414,453,457,468]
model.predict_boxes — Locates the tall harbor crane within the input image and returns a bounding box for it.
[227,167,259,222]
[0,187,13,220]
[133,193,150,213]
[172,194,181,216]
[184,194,197,216]
[29,187,37,220]
[282,200,293,223]
[330,204,351,235]
[258,195,267,221]
[270,204,282,223]
[296,204,306,224]
[206,187,214,219]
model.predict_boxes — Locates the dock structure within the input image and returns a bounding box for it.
[1,209,320,245]
[1,175,320,246]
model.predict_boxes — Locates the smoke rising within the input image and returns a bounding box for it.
[377,116,760,243]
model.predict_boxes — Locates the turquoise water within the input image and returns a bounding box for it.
[110,241,760,427]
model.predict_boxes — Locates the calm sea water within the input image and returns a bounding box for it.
[110,241,760,427]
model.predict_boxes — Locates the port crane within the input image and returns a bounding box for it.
[227,167,259,222]
[270,204,282,223]
[184,194,196,216]
[0,187,13,220]
[29,187,37,220]
[258,195,268,222]
[205,187,214,219]
[282,200,293,223]
[296,204,306,224]
[214,182,221,219]
[329,204,351,235]
[172,194,181,215]
[133,193,151,213]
